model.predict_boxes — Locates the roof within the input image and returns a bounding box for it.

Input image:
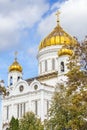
[26,71,58,85]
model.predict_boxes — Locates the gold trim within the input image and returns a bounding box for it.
[58,48,73,56]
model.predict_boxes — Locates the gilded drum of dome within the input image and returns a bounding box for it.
[39,25,77,50]
[58,48,73,56]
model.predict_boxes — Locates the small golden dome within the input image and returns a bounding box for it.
[39,24,77,50]
[58,48,73,56]
[9,59,22,72]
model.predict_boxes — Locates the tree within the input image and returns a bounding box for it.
[45,84,71,130]
[8,116,19,130]
[46,38,87,130]
[65,38,87,130]
[0,86,6,96]
[19,112,44,130]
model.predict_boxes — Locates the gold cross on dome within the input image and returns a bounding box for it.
[56,10,61,25]
[14,51,18,61]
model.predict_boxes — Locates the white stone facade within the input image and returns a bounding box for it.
[2,77,55,130]
[2,45,70,130]
[1,18,74,129]
[1,45,69,130]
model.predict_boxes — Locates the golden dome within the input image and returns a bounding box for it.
[58,48,73,56]
[39,24,77,50]
[9,59,22,72]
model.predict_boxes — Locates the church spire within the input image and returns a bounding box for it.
[9,51,22,73]
[8,51,23,86]
[14,51,18,61]
[56,10,61,26]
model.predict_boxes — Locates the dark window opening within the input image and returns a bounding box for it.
[47,100,49,115]
[35,100,38,115]
[52,59,55,70]
[61,61,64,72]
[6,106,9,120]
[10,76,13,86]
[17,104,19,118]
[17,76,20,81]
[45,60,47,72]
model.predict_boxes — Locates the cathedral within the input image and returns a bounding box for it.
[2,12,76,130]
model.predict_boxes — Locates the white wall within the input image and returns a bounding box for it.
[37,45,62,75]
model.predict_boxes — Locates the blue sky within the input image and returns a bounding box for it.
[0,0,87,129]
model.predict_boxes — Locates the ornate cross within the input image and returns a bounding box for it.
[56,10,61,25]
[14,51,18,61]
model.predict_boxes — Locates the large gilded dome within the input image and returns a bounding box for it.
[39,24,77,50]
[9,59,22,72]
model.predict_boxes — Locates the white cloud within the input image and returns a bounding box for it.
[28,46,38,57]
[37,13,56,39]
[38,0,87,41]
[0,0,49,50]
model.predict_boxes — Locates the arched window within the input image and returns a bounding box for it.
[52,59,55,70]
[47,100,49,115]
[10,76,13,86]
[61,61,64,72]
[35,100,38,115]
[45,60,47,72]
[6,106,9,120]
[17,104,19,118]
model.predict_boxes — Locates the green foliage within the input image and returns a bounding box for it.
[8,113,44,130]
[8,116,19,130]
[45,85,71,130]
[46,40,87,130]
[65,40,87,130]
[19,112,44,130]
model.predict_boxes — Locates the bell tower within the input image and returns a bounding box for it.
[8,52,23,86]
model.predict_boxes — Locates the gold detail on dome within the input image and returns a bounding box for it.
[9,52,22,72]
[39,11,77,50]
[58,48,73,56]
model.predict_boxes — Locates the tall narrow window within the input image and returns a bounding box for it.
[52,59,55,70]
[23,103,26,115]
[20,104,22,117]
[6,106,9,120]
[35,101,38,115]
[61,61,64,72]
[17,76,20,81]
[10,76,13,86]
[17,103,26,118]
[45,60,47,72]
[47,100,49,115]
[17,104,19,118]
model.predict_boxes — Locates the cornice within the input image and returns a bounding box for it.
[3,89,53,100]
[37,45,61,58]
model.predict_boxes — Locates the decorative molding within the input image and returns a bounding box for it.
[37,45,61,58]
[3,89,53,99]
